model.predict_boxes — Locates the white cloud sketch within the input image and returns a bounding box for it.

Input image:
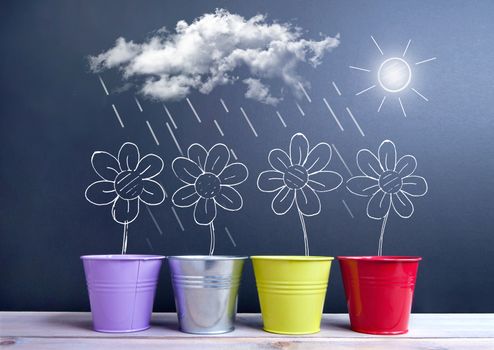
[243,78,282,105]
[89,9,340,105]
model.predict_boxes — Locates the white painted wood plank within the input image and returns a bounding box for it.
[1,313,494,339]
[1,312,493,350]
[1,337,494,350]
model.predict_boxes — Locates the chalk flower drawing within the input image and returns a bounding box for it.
[257,133,343,256]
[85,142,165,254]
[346,140,428,255]
[172,143,248,255]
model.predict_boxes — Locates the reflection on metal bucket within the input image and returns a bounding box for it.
[168,255,247,334]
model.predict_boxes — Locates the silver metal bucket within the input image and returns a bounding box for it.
[168,255,247,334]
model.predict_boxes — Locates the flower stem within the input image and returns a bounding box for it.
[121,221,129,255]
[209,222,215,256]
[298,209,309,256]
[377,213,388,256]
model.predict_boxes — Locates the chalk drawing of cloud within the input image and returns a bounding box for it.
[89,9,339,105]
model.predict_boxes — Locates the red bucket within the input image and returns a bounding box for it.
[338,256,421,335]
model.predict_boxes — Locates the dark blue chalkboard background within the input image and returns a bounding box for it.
[1,0,493,313]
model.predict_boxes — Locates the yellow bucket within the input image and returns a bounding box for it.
[251,256,333,334]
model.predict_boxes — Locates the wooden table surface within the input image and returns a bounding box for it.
[1,312,493,349]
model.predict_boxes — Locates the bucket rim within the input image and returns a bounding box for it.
[337,256,422,262]
[168,255,248,261]
[80,254,166,261]
[250,255,334,261]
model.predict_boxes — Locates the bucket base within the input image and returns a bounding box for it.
[93,326,150,333]
[351,327,408,335]
[179,327,234,335]
[263,328,320,335]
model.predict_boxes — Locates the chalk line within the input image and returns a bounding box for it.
[298,82,312,103]
[345,107,365,137]
[111,104,124,128]
[240,107,258,137]
[332,143,353,176]
[214,119,224,136]
[341,199,355,218]
[146,205,163,236]
[224,226,237,247]
[166,122,183,155]
[146,120,159,146]
[186,97,202,123]
[163,104,177,129]
[323,97,344,131]
[220,98,229,113]
[276,110,287,127]
[98,76,109,95]
[171,207,185,231]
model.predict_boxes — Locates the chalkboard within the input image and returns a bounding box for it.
[1,0,494,313]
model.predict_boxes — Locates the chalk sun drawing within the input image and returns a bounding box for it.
[257,133,343,256]
[346,140,428,255]
[85,142,165,254]
[171,143,248,255]
[350,36,436,117]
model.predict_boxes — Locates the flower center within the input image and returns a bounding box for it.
[379,170,403,194]
[283,165,308,189]
[195,172,221,198]
[114,170,144,200]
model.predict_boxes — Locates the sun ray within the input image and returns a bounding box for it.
[349,66,371,72]
[377,96,387,112]
[402,39,412,57]
[371,35,384,55]
[355,84,376,96]
[415,57,437,65]
[398,97,407,117]
[411,88,429,101]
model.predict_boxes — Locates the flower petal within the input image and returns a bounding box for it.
[118,142,140,171]
[85,180,117,206]
[290,133,309,165]
[357,149,383,179]
[205,144,230,174]
[366,190,391,220]
[392,191,414,218]
[401,176,428,197]
[296,186,321,216]
[271,186,295,215]
[304,143,332,174]
[308,171,343,192]
[395,155,417,177]
[172,185,200,208]
[346,176,380,197]
[112,197,140,224]
[269,149,291,172]
[194,198,217,225]
[219,163,248,186]
[140,179,165,205]
[188,143,207,171]
[257,170,284,192]
[215,186,243,211]
[91,151,120,181]
[136,154,164,179]
[378,140,397,171]
[172,157,202,184]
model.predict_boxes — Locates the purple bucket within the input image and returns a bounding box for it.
[81,254,165,332]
